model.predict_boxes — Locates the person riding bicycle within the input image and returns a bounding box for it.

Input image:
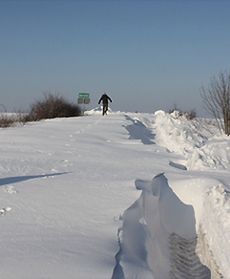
[98,93,112,115]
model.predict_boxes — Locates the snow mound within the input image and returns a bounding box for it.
[113,173,230,278]
[153,110,230,170]
[188,137,230,170]
[84,106,113,115]
[112,173,210,279]
[154,110,207,154]
[201,184,230,277]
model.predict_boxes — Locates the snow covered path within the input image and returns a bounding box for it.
[0,112,229,278]
[0,113,166,278]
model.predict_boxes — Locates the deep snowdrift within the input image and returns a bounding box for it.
[0,110,229,278]
[112,174,212,279]
[153,110,230,170]
[111,111,230,279]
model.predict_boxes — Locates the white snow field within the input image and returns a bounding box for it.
[0,109,230,279]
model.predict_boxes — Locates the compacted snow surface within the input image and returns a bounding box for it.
[0,110,230,279]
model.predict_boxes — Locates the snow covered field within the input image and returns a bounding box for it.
[0,109,229,278]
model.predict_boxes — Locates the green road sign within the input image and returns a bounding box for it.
[78,92,90,105]
[79,93,90,98]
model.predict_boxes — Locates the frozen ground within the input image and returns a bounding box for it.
[0,109,229,278]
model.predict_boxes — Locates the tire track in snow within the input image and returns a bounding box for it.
[111,174,223,279]
[169,233,210,279]
[169,228,224,279]
[112,231,215,279]
[196,226,224,279]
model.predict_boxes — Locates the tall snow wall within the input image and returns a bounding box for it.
[112,174,214,279]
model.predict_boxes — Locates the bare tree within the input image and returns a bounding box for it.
[201,71,230,136]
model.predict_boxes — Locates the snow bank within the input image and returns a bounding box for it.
[112,174,210,279]
[154,110,206,154]
[153,110,230,170]
[170,177,230,278]
[202,184,230,277]
[188,137,230,169]
[113,173,230,278]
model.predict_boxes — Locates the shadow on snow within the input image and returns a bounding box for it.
[123,115,155,145]
[0,172,69,187]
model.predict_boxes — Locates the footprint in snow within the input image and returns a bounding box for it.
[4,185,18,194]
[0,207,12,216]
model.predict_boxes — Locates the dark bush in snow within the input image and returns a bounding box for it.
[0,115,15,127]
[169,106,196,120]
[0,113,29,128]
[29,94,81,120]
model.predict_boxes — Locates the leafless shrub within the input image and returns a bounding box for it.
[0,115,15,127]
[184,109,196,120]
[0,113,29,128]
[201,71,230,136]
[29,93,81,121]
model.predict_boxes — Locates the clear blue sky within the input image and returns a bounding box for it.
[0,0,230,115]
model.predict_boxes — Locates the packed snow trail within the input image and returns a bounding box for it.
[0,113,174,279]
[0,111,229,278]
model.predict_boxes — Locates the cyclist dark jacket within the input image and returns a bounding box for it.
[98,94,112,105]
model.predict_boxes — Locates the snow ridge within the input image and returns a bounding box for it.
[153,110,230,170]
[112,174,211,279]
[112,112,230,278]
